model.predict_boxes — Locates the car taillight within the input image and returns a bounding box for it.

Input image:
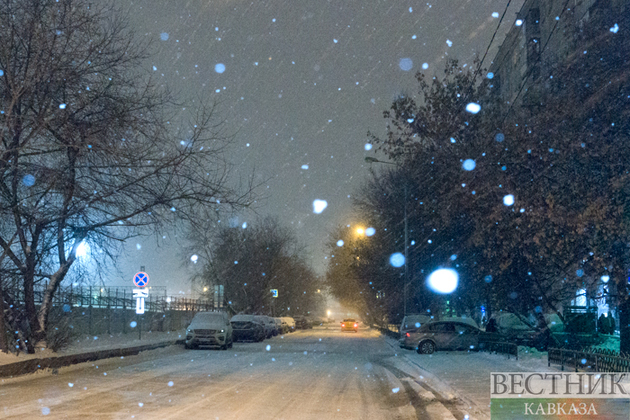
[406,332,410,337]
[354,323,358,328]
[341,323,345,327]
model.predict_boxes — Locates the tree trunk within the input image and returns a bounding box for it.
[23,271,39,349]
[37,261,74,341]
[0,278,7,353]
[611,243,629,354]
[620,297,630,355]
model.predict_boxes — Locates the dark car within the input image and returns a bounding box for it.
[295,316,312,329]
[402,320,495,354]
[230,314,266,342]
[489,312,558,350]
[253,315,276,338]
[341,318,358,332]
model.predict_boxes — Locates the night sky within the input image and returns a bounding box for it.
[107,0,524,294]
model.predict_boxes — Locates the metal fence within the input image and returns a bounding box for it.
[548,347,630,372]
[5,284,216,312]
[479,340,519,360]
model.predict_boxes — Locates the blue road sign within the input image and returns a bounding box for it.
[134,272,149,288]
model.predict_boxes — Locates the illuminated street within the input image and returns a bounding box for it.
[0,327,472,420]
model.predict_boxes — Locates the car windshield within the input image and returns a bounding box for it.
[2,1,626,418]
[190,313,225,326]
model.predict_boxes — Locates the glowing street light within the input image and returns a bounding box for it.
[75,241,90,258]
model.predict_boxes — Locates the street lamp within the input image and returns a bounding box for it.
[365,156,410,316]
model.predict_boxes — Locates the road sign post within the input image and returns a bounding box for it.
[133,272,149,340]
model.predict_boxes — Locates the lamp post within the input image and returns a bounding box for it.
[365,157,410,316]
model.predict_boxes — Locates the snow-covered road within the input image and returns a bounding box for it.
[0,327,473,419]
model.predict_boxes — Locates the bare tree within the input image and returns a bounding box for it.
[196,216,320,316]
[0,0,252,350]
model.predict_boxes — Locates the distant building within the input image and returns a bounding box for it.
[488,0,626,108]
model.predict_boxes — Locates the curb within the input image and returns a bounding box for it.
[381,333,491,419]
[0,339,184,379]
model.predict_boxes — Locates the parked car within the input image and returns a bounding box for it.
[488,312,551,349]
[185,311,233,350]
[402,320,495,354]
[231,314,266,342]
[399,314,432,343]
[254,315,276,338]
[281,316,296,332]
[265,315,281,336]
[274,317,288,334]
[294,316,312,329]
[341,318,358,332]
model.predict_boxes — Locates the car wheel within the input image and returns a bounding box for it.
[185,342,191,350]
[228,339,233,349]
[221,343,228,350]
[418,340,435,354]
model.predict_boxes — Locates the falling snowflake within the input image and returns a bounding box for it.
[313,199,328,214]
[462,159,476,171]
[389,253,405,268]
[399,58,413,71]
[465,103,481,114]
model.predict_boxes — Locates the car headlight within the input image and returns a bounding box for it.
[220,329,225,333]
[186,329,192,335]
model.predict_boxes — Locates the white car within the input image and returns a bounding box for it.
[185,311,233,350]
[281,316,296,332]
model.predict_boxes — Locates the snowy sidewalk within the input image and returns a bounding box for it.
[384,336,562,418]
[0,330,185,377]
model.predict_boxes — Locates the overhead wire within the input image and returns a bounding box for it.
[472,0,514,84]
[500,0,574,126]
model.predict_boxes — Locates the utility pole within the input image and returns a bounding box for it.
[404,182,409,317]
[365,157,411,316]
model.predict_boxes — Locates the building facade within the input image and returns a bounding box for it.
[488,0,625,108]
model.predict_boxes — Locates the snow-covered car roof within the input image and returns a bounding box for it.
[231,314,257,323]
[433,316,479,329]
[492,312,534,331]
[400,314,432,330]
[253,315,273,324]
